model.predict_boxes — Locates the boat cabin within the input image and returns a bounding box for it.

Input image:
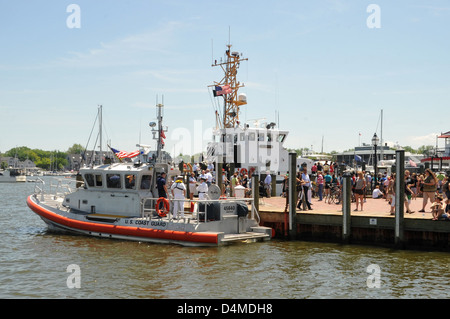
[65,162,179,217]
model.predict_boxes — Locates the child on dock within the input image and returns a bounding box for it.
[431,195,444,220]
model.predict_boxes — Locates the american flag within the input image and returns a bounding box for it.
[214,85,232,96]
[110,147,141,159]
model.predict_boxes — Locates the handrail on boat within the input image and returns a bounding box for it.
[32,177,76,200]
[33,177,46,201]
[140,196,261,225]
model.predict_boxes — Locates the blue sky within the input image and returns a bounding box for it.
[1,0,449,156]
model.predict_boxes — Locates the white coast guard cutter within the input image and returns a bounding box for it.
[206,44,291,195]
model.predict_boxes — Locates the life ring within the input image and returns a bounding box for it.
[156,197,170,217]
[240,168,248,176]
[219,195,227,200]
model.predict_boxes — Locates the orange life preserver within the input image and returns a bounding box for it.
[156,197,170,217]
[219,195,227,200]
[240,168,248,176]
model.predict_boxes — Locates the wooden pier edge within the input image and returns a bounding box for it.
[258,211,450,251]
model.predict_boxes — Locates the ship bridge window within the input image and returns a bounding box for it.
[258,133,264,141]
[140,175,151,190]
[84,174,95,187]
[277,134,286,143]
[106,174,121,189]
[240,133,245,141]
[248,132,255,141]
[95,174,103,187]
[125,174,136,190]
[267,133,272,142]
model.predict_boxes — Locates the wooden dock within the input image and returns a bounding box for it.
[257,195,450,251]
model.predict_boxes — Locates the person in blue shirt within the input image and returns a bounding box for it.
[264,172,272,198]
[157,172,168,205]
[324,172,332,203]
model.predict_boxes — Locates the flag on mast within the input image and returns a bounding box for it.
[213,85,232,96]
[109,146,141,159]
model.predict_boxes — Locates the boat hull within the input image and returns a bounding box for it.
[27,195,220,246]
[27,195,272,246]
[0,176,26,183]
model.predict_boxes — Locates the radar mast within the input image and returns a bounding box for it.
[211,44,248,129]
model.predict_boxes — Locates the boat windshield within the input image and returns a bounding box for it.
[140,175,151,190]
[277,134,286,142]
[106,174,121,188]
[125,174,136,190]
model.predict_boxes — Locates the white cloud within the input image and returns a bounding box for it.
[408,133,439,148]
[52,22,185,69]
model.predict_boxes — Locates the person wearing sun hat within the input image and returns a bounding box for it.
[171,175,186,220]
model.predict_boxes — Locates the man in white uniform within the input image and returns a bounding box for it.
[170,176,186,220]
[196,177,208,200]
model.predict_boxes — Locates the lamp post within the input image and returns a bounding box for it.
[372,133,379,186]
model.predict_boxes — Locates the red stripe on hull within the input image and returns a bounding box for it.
[27,195,218,244]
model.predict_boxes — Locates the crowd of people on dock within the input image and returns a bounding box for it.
[157,159,450,221]
[290,163,450,221]
[364,168,450,220]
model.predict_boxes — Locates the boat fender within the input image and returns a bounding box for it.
[156,197,170,217]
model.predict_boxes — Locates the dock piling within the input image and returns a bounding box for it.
[342,172,352,243]
[395,150,405,248]
[252,174,259,213]
[289,152,298,239]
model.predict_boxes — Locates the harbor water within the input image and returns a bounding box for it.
[1,177,449,299]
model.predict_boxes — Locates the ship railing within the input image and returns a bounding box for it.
[140,196,261,225]
[32,177,76,200]
[48,177,76,198]
[33,177,46,201]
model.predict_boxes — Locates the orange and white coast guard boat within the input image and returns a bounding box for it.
[27,103,272,247]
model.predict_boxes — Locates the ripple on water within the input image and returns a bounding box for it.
[1,180,449,298]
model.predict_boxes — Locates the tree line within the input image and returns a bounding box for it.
[0,144,84,171]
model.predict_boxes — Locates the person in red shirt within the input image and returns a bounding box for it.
[317,171,324,201]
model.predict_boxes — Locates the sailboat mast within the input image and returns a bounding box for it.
[98,105,102,164]
[380,109,383,162]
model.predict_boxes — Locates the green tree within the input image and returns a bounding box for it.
[4,146,37,161]
[417,145,434,156]
[67,144,84,154]
[4,146,69,171]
